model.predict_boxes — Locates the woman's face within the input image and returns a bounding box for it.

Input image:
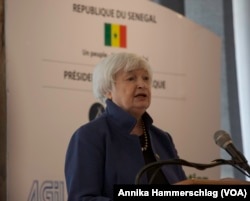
[107,68,151,118]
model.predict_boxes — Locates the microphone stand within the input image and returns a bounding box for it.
[135,158,250,185]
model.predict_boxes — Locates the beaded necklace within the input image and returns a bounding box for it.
[141,121,148,151]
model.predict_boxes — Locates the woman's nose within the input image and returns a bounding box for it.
[137,79,146,88]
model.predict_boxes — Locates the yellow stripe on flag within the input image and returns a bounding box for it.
[111,24,120,47]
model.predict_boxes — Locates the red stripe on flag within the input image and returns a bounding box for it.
[120,25,126,48]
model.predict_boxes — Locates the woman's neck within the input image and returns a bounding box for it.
[131,119,143,136]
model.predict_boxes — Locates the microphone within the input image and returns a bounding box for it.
[214,130,250,175]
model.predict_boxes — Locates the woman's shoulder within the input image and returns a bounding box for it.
[150,124,170,135]
[72,115,109,138]
[66,116,110,154]
[150,125,174,141]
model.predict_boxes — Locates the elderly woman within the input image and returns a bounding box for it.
[65,52,186,200]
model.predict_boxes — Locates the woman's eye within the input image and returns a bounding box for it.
[143,76,150,81]
[127,77,135,81]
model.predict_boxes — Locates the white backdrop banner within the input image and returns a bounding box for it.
[6,0,221,200]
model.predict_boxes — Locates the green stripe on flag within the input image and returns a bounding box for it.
[105,23,111,46]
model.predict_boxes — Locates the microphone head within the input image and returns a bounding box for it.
[214,130,232,149]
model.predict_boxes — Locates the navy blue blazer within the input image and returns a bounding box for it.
[65,100,186,201]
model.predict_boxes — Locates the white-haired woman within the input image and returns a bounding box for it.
[65,52,186,201]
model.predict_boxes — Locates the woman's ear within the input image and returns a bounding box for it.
[105,91,112,100]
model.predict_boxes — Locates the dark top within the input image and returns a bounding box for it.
[139,132,170,184]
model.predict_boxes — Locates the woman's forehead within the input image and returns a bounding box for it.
[119,67,149,74]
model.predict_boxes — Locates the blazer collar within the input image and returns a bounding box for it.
[105,99,153,134]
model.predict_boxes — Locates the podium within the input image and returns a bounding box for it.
[175,178,250,185]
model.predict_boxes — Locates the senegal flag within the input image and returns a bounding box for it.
[105,23,127,48]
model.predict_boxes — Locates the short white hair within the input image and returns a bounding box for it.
[92,52,152,104]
